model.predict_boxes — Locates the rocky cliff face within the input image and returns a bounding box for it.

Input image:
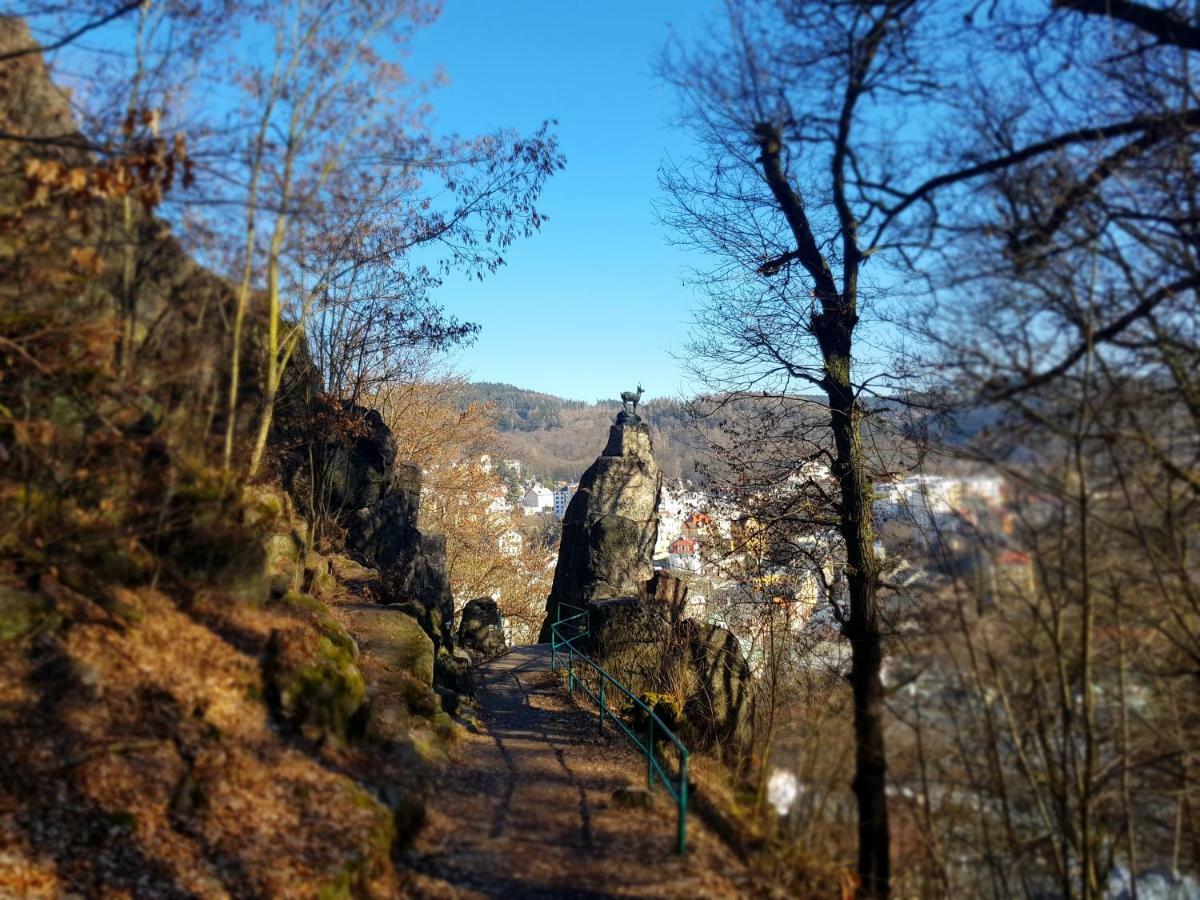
[279,399,456,657]
[539,410,662,641]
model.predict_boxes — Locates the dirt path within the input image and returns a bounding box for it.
[404,645,749,899]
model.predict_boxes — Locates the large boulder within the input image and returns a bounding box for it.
[458,597,507,659]
[410,533,454,651]
[646,570,690,621]
[539,410,661,640]
[265,593,367,743]
[284,405,398,513]
[583,596,668,688]
[345,604,434,685]
[345,462,422,570]
[677,618,753,752]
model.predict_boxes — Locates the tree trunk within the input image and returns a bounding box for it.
[753,120,891,898]
[820,328,889,899]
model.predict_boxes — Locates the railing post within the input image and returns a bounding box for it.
[598,679,606,735]
[647,718,654,788]
[568,651,574,695]
[677,750,689,855]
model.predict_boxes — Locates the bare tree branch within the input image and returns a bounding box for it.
[1053,0,1200,51]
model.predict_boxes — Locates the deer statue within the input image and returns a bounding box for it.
[620,383,644,415]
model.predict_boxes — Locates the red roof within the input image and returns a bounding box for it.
[669,537,697,555]
[995,549,1030,566]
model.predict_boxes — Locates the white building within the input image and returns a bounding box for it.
[520,485,554,516]
[553,483,578,520]
[668,537,701,573]
[875,473,1008,528]
[962,475,1005,505]
[655,515,681,557]
[486,496,510,515]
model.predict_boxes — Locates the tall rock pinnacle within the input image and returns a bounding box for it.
[538,409,662,642]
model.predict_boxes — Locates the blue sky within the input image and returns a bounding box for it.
[405,1,723,403]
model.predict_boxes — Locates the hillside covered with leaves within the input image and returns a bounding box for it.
[0,11,551,896]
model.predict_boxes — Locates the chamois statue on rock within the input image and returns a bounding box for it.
[620,383,644,415]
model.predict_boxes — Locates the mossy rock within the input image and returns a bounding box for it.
[277,593,358,659]
[308,570,337,601]
[241,483,293,529]
[343,605,444,740]
[0,583,56,641]
[264,531,303,596]
[401,672,439,718]
[267,630,366,742]
[266,594,368,741]
[345,605,434,686]
[311,779,397,899]
[328,554,377,584]
[434,648,474,697]
[304,552,339,600]
[304,550,340,600]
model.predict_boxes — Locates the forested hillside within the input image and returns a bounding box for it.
[462,383,941,484]
[463,383,709,482]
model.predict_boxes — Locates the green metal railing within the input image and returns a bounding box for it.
[549,602,690,855]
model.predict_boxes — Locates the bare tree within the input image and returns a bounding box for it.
[662,1,1200,893]
[884,3,1200,896]
[658,2,945,893]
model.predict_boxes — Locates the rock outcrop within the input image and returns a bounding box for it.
[458,597,507,659]
[580,592,752,754]
[280,400,456,655]
[341,602,440,742]
[539,410,662,641]
[539,408,752,754]
[0,25,442,893]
